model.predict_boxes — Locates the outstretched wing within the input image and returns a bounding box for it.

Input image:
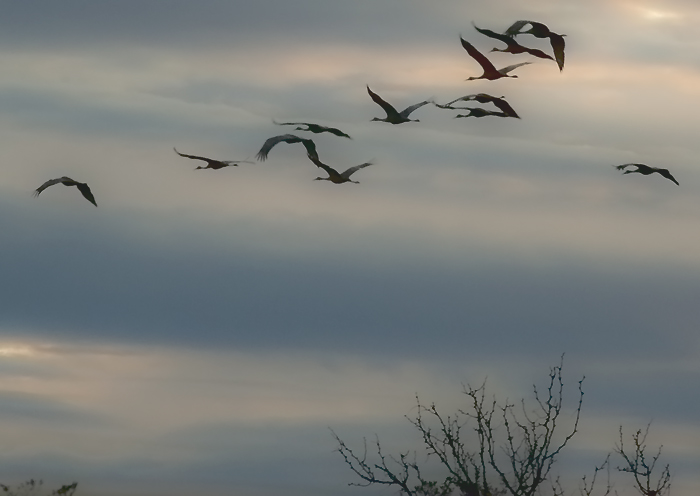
[615,163,647,172]
[460,37,497,73]
[76,182,98,206]
[323,126,352,139]
[489,97,520,118]
[504,20,531,37]
[549,33,566,71]
[473,23,515,46]
[659,169,679,185]
[34,177,72,196]
[255,134,304,161]
[173,147,213,163]
[399,100,431,119]
[497,61,531,75]
[341,162,373,180]
[367,85,399,119]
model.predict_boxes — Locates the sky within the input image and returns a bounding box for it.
[0,0,699,494]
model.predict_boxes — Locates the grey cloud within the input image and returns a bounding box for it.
[0,190,697,365]
[0,391,108,427]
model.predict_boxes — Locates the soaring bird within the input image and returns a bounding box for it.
[454,108,510,119]
[504,20,566,71]
[614,163,679,185]
[173,148,253,169]
[255,134,319,162]
[273,120,352,139]
[307,153,373,184]
[435,93,520,118]
[34,177,97,206]
[472,23,555,62]
[460,37,531,81]
[367,85,431,124]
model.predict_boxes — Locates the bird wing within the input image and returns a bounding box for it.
[549,33,566,71]
[34,177,72,196]
[472,23,515,47]
[76,182,98,206]
[460,37,498,73]
[325,127,352,139]
[367,85,400,119]
[497,61,532,75]
[399,100,431,119]
[616,163,648,172]
[255,134,304,161]
[659,169,680,185]
[504,20,531,37]
[490,97,520,118]
[173,147,213,163]
[341,162,373,179]
[272,120,303,127]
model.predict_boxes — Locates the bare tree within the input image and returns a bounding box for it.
[615,424,671,496]
[332,357,584,496]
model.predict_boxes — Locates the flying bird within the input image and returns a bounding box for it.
[255,134,319,162]
[472,23,555,62]
[34,177,97,206]
[614,163,679,186]
[460,37,531,81]
[307,153,373,184]
[173,148,253,169]
[454,108,511,119]
[504,20,566,71]
[367,85,431,124]
[435,93,519,118]
[273,120,352,139]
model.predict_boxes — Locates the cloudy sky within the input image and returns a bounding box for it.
[0,0,699,494]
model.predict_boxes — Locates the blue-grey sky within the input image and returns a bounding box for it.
[0,1,699,494]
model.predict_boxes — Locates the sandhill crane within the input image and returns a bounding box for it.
[306,153,373,184]
[435,93,519,118]
[367,85,431,124]
[460,37,531,81]
[34,177,97,206]
[255,134,319,162]
[505,20,566,71]
[173,148,253,169]
[454,108,510,118]
[472,23,555,62]
[614,163,679,185]
[273,120,352,139]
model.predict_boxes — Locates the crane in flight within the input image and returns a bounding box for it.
[273,120,352,139]
[34,177,97,206]
[307,153,373,184]
[367,85,431,124]
[435,93,520,118]
[174,148,253,169]
[460,36,531,81]
[614,163,679,185]
[504,20,566,71]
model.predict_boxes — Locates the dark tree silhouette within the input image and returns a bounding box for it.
[332,357,585,496]
[615,424,671,496]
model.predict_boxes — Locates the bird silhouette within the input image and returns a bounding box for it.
[273,120,352,139]
[472,23,555,63]
[34,177,97,206]
[367,85,431,124]
[307,153,373,184]
[460,37,531,81]
[255,134,319,162]
[504,20,565,71]
[615,163,679,185]
[173,148,253,169]
[435,93,519,118]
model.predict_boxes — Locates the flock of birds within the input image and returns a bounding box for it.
[33,20,680,207]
